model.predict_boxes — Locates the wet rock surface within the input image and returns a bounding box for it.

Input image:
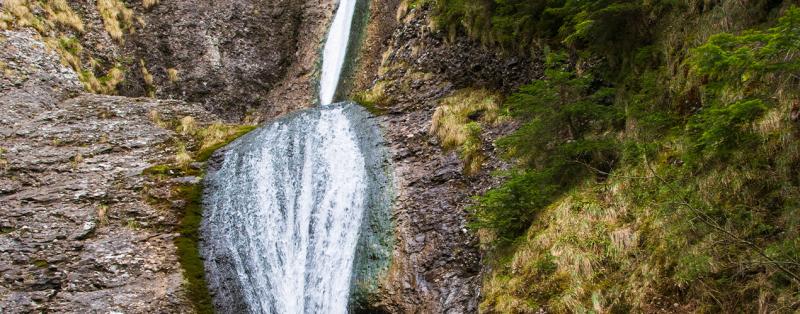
[0,30,217,313]
[352,5,541,313]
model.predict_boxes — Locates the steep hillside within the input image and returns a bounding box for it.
[349,1,540,311]
[366,0,800,312]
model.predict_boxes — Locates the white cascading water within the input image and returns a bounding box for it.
[320,0,358,105]
[202,107,368,313]
[201,1,372,313]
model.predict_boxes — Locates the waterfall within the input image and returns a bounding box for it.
[201,1,390,313]
[319,0,358,105]
[202,105,372,313]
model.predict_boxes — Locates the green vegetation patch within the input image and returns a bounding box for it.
[32,259,48,268]
[195,125,257,162]
[174,182,213,314]
[429,88,506,175]
[426,1,800,312]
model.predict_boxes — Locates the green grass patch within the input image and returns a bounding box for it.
[195,125,256,162]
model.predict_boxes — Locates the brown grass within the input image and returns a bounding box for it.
[0,61,13,78]
[197,123,241,150]
[178,116,197,135]
[140,59,154,97]
[80,65,124,94]
[44,0,84,32]
[148,109,168,128]
[167,67,179,82]
[143,0,160,9]
[175,143,192,166]
[430,88,504,148]
[97,205,108,225]
[2,0,47,32]
[97,0,133,42]
[430,88,505,174]
[0,147,7,170]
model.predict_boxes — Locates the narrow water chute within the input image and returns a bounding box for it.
[319,0,359,105]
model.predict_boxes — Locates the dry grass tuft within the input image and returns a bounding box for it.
[175,143,192,166]
[71,152,84,169]
[148,109,167,128]
[430,88,505,174]
[80,65,124,94]
[166,67,179,82]
[396,0,409,21]
[0,147,7,170]
[142,0,159,9]
[610,227,638,254]
[0,61,13,78]
[198,123,240,150]
[430,88,504,148]
[97,0,133,42]
[44,0,84,32]
[96,205,108,225]
[139,59,154,97]
[178,116,197,136]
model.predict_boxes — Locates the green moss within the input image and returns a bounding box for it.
[195,125,256,162]
[144,164,213,313]
[174,183,214,314]
[143,164,201,178]
[32,259,48,268]
[353,97,388,116]
[353,80,392,115]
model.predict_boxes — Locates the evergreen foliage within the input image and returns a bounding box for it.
[429,0,800,311]
[472,52,621,241]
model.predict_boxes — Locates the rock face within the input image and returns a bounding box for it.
[123,0,335,121]
[0,30,217,312]
[350,4,541,313]
[1,0,334,122]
